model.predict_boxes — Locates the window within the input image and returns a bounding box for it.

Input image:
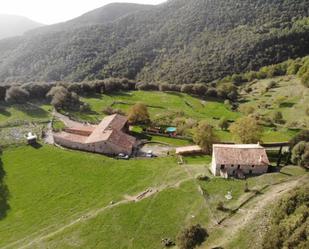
[252,165,255,168]
[220,165,225,170]
[231,164,234,167]
[237,165,240,169]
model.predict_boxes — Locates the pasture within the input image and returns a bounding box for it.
[0,145,307,249]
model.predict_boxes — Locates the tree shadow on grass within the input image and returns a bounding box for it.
[0,107,11,117]
[30,142,43,149]
[0,152,10,220]
[14,103,49,119]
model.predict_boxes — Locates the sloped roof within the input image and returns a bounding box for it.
[54,114,136,151]
[86,114,128,143]
[213,144,269,166]
[54,132,88,143]
[175,145,202,154]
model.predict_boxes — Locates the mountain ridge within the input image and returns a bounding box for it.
[0,0,309,83]
[0,14,44,40]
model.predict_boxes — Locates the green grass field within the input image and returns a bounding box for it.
[239,76,309,129]
[77,91,241,125]
[0,102,51,126]
[0,145,307,249]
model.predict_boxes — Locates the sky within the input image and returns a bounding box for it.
[0,0,167,25]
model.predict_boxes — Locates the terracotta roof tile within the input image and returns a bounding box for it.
[213,144,269,166]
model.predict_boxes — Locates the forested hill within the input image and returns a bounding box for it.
[0,14,43,40]
[0,0,309,84]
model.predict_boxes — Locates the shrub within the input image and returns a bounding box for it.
[177,224,208,249]
[230,117,263,143]
[102,106,125,115]
[22,82,53,99]
[136,82,159,91]
[127,103,150,125]
[291,141,309,167]
[218,117,229,130]
[192,121,218,154]
[46,86,81,111]
[272,111,285,124]
[5,86,29,104]
[239,105,255,115]
[301,71,309,88]
[0,85,7,101]
[289,130,309,149]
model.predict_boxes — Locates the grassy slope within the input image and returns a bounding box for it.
[79,91,240,125]
[79,90,300,142]
[240,76,309,128]
[0,102,51,126]
[0,145,187,248]
[0,145,307,249]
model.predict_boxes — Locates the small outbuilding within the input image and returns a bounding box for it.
[26,132,37,144]
[211,144,269,178]
[175,145,203,155]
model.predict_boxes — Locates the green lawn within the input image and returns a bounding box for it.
[0,145,307,249]
[79,91,241,125]
[0,102,51,127]
[0,145,187,248]
[239,76,309,129]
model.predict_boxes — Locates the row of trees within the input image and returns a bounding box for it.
[0,78,239,106]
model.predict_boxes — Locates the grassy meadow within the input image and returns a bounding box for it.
[0,145,307,249]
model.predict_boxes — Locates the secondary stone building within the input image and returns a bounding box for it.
[53,114,136,156]
[211,144,269,178]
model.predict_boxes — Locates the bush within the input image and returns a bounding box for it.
[218,117,229,130]
[102,106,125,115]
[262,185,309,249]
[136,82,159,91]
[0,85,7,101]
[22,82,53,99]
[291,141,309,167]
[272,111,285,124]
[301,71,309,88]
[177,224,208,249]
[5,86,29,104]
[289,130,309,149]
[127,102,150,125]
[46,86,81,111]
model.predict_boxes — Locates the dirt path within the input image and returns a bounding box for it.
[53,110,83,128]
[43,121,54,144]
[2,177,192,249]
[205,175,309,248]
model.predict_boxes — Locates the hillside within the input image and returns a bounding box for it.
[0,14,43,40]
[0,0,309,83]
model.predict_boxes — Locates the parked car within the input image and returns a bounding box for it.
[116,153,129,160]
[146,150,156,158]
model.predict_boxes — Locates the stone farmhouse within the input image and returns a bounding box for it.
[53,114,136,156]
[211,144,270,178]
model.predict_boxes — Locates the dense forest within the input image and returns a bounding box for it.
[0,0,309,84]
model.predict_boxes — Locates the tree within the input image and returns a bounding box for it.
[272,111,284,124]
[46,86,81,111]
[239,105,255,115]
[192,121,218,154]
[218,117,229,130]
[289,130,309,149]
[301,71,309,88]
[177,224,208,249]
[291,141,309,167]
[127,103,150,124]
[5,86,29,104]
[230,117,263,143]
